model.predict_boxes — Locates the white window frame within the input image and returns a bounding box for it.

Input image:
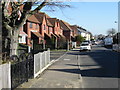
[19,35,26,43]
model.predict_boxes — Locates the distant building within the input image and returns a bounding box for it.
[77,26,91,41]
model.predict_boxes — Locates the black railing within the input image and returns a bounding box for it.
[27,53,34,78]
[11,53,34,89]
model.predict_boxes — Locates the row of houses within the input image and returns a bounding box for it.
[18,11,92,51]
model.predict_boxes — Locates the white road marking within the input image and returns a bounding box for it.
[64,59,70,61]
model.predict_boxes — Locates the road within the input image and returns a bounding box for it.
[22,45,119,88]
[79,45,119,88]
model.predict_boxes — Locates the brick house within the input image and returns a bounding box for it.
[23,14,43,49]
[34,12,54,49]
[59,20,73,49]
[70,25,78,38]
[34,12,51,38]
[47,18,62,48]
[59,20,72,41]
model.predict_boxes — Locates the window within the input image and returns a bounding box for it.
[19,37,23,43]
[36,24,38,29]
[29,22,33,28]
[19,36,26,43]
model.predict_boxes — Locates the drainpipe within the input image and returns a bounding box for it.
[28,46,31,53]
[43,40,45,49]
[55,37,57,49]
[67,40,69,51]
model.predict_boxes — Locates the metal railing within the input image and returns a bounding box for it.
[11,53,34,89]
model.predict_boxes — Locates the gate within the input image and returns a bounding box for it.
[11,53,34,89]
[27,53,34,78]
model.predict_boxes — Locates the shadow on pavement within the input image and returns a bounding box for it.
[48,68,80,75]
[62,47,119,78]
[65,64,99,67]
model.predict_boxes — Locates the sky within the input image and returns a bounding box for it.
[41,2,118,36]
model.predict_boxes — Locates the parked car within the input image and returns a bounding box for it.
[104,37,113,47]
[80,41,92,51]
[91,40,97,45]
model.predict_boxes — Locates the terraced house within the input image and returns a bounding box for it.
[6,4,91,52]
[47,18,65,49]
[19,11,92,51]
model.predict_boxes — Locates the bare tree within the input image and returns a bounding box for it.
[1,0,70,56]
[107,28,116,36]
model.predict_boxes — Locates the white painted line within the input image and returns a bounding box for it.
[64,59,70,61]
[55,51,68,61]
[77,55,84,88]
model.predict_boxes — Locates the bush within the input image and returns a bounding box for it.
[75,35,85,45]
[17,43,28,56]
[57,37,67,49]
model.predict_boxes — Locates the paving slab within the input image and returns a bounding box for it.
[17,50,82,88]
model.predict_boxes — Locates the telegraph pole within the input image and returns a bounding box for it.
[0,1,2,64]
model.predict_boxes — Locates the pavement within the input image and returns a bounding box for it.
[50,50,67,61]
[16,46,119,89]
[17,48,82,88]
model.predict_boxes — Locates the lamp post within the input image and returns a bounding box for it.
[0,5,2,64]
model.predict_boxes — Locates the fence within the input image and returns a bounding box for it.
[34,49,50,78]
[0,49,51,89]
[0,63,11,90]
[11,53,34,89]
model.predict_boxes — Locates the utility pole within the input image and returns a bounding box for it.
[0,2,2,64]
[118,2,120,90]
[118,1,120,48]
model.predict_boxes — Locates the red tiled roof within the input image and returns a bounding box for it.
[47,18,57,26]
[70,25,77,30]
[27,15,40,23]
[46,18,53,27]
[62,20,72,30]
[34,12,52,25]
[59,20,72,31]
[34,12,45,24]
[70,25,78,32]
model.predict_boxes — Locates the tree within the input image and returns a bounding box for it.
[2,0,70,56]
[75,35,85,44]
[97,34,105,40]
[58,37,66,49]
[107,28,116,36]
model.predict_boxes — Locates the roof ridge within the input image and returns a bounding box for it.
[61,20,72,30]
